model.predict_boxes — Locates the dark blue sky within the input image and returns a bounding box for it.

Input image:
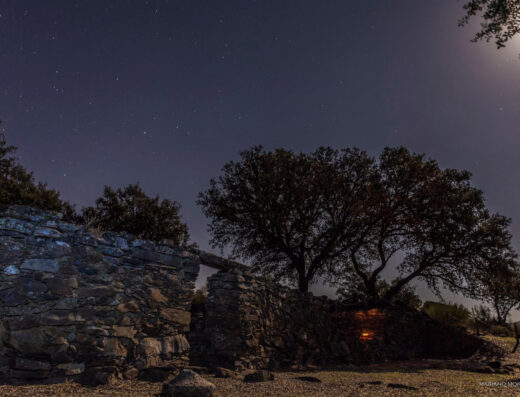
[2,1,520,306]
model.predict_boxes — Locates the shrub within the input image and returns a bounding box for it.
[83,184,190,245]
[191,286,207,312]
[489,324,514,337]
[469,305,493,334]
[422,301,470,327]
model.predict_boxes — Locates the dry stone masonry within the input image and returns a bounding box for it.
[189,268,484,371]
[0,205,199,384]
[0,205,484,385]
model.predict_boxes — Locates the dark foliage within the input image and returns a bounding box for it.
[198,145,374,292]
[338,279,422,310]
[83,183,190,245]
[0,122,79,222]
[489,324,514,336]
[200,145,517,302]
[191,286,207,313]
[470,306,514,336]
[336,147,517,305]
[469,247,520,324]
[460,0,520,48]
[422,301,470,327]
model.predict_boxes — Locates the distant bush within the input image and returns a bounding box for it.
[469,305,493,334]
[393,285,422,310]
[191,286,207,312]
[489,324,514,337]
[468,305,517,336]
[83,183,190,245]
[472,305,493,324]
[422,301,470,327]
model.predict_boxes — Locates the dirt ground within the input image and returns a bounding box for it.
[1,336,520,397]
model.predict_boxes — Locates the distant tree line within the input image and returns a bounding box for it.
[1,121,519,323]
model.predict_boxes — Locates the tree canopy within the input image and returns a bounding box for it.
[475,266,520,324]
[338,278,422,310]
[198,145,374,292]
[199,145,518,303]
[466,227,520,324]
[83,183,190,245]
[335,147,517,306]
[460,0,520,48]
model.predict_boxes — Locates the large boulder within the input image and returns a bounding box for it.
[162,369,215,397]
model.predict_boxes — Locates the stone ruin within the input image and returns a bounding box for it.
[0,205,483,385]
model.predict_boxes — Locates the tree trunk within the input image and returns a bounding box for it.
[382,267,425,303]
[382,285,401,303]
[298,271,309,293]
[365,278,378,300]
[494,303,505,325]
[513,323,520,353]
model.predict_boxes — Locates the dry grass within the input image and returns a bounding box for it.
[483,335,517,351]
[1,367,519,397]
[0,380,159,397]
[209,368,520,397]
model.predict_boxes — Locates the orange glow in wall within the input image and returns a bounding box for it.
[360,330,374,341]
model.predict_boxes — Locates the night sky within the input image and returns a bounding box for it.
[2,1,520,309]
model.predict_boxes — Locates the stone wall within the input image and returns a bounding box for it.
[190,268,337,370]
[189,267,484,370]
[0,205,485,385]
[0,205,200,384]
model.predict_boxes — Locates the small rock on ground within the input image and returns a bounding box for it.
[296,376,321,383]
[387,383,418,390]
[243,370,274,383]
[487,361,501,369]
[359,380,382,386]
[162,369,215,397]
[214,367,235,378]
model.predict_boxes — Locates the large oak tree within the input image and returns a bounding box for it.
[198,146,374,292]
[336,147,518,306]
[200,145,517,303]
